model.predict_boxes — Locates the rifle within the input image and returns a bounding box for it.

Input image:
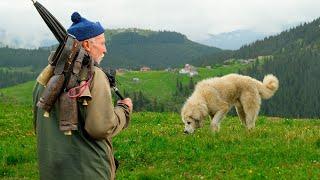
[103,69,124,100]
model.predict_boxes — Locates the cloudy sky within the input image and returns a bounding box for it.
[1,0,320,47]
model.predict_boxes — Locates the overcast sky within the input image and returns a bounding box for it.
[1,0,320,47]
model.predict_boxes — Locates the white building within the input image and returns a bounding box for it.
[179,64,198,77]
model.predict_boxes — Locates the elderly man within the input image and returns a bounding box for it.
[33,12,132,180]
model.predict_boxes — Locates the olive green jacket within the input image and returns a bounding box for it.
[33,66,131,180]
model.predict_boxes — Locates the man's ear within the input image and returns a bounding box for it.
[82,40,91,52]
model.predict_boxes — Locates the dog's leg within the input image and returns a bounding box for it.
[245,110,259,130]
[241,93,261,130]
[210,109,228,132]
[235,102,246,126]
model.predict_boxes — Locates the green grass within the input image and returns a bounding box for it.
[114,113,320,179]
[0,101,319,179]
[0,66,35,73]
[0,81,35,105]
[0,102,38,179]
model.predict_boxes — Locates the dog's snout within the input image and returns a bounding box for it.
[184,130,189,134]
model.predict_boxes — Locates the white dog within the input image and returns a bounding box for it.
[181,74,279,134]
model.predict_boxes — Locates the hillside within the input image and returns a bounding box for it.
[117,64,245,100]
[0,29,221,70]
[240,18,320,118]
[0,67,36,88]
[102,29,221,69]
[0,29,221,88]
[194,18,320,65]
[0,63,249,112]
[242,45,320,118]
[0,81,35,105]
[193,17,320,118]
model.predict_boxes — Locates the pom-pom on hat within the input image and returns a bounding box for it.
[67,12,105,41]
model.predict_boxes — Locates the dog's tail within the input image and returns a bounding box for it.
[257,74,279,99]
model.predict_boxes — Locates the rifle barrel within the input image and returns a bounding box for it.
[113,87,124,100]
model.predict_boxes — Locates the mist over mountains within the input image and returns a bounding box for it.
[199,30,271,50]
[0,28,57,49]
[0,28,273,50]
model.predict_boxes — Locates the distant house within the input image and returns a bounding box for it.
[238,59,250,64]
[223,59,235,65]
[140,66,151,72]
[179,64,198,77]
[247,59,256,63]
[116,68,128,74]
[257,55,273,60]
[206,66,211,69]
[238,59,256,64]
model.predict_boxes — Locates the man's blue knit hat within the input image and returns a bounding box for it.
[67,12,105,41]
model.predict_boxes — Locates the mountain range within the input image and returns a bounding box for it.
[103,29,221,68]
[0,29,221,70]
[199,29,271,50]
[1,28,272,51]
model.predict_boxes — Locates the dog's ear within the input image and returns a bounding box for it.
[194,119,201,128]
[198,103,208,117]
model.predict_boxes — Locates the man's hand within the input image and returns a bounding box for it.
[117,98,133,112]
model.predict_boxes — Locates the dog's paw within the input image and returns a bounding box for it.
[246,123,256,130]
[210,124,220,132]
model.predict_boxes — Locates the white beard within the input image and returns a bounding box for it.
[93,54,104,64]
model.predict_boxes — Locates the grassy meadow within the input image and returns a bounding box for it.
[0,66,319,179]
[0,62,247,104]
[117,63,247,102]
